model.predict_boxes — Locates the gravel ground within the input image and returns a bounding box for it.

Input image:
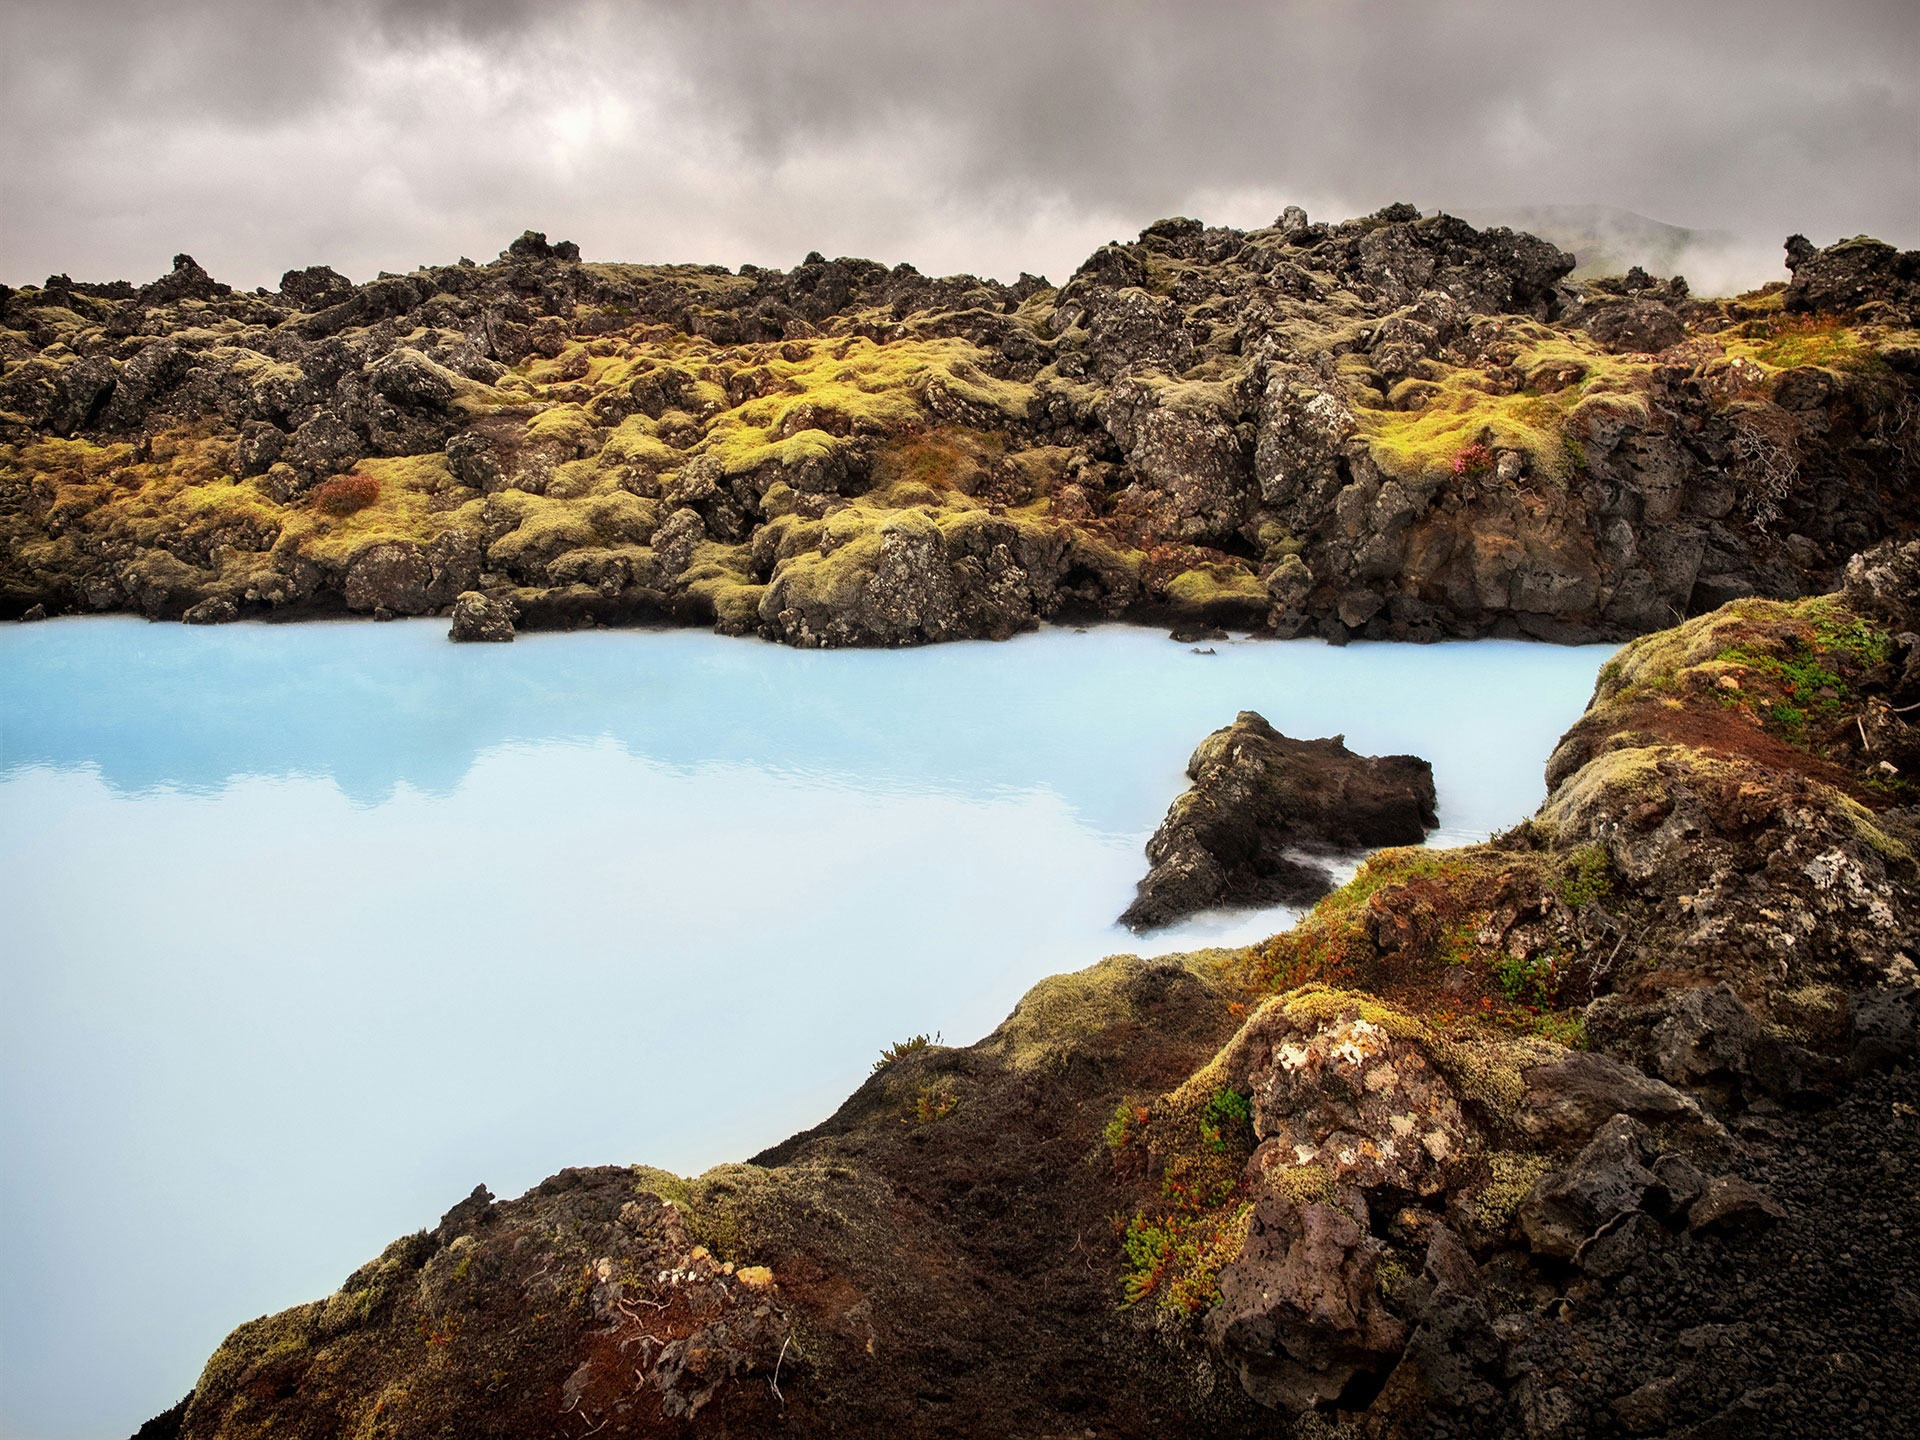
[1414,1066,1920,1440]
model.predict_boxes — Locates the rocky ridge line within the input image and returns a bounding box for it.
[5,213,1917,646]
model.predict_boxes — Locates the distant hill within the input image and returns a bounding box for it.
[1459,203,1780,296]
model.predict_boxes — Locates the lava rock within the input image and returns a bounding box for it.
[278,264,355,311]
[1518,1049,1713,1142]
[448,591,516,642]
[1121,711,1436,930]
[1207,1187,1407,1414]
[1583,298,1687,354]
[1687,1176,1786,1233]
[1849,984,1920,1075]
[181,596,238,625]
[344,542,433,615]
[1785,233,1920,321]
[1519,1115,1664,1260]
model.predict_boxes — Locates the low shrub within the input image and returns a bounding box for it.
[873,1031,940,1072]
[1451,441,1495,480]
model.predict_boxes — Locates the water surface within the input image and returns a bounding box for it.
[0,619,1611,1439]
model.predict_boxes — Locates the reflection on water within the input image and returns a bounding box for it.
[0,618,1611,1440]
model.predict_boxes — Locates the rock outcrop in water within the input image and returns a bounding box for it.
[1120,711,1437,930]
[447,588,515,641]
[6,217,1917,644]
[144,540,1920,1439]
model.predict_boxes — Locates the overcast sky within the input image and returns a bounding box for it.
[2,0,1915,294]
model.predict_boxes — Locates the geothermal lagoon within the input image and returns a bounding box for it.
[0,620,1612,1439]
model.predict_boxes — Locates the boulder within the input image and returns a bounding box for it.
[236,420,287,477]
[278,265,355,311]
[1207,1187,1407,1413]
[1099,378,1251,544]
[448,591,516,642]
[1121,711,1436,930]
[1239,1007,1474,1197]
[344,542,433,615]
[1517,1050,1710,1142]
[48,355,117,436]
[368,347,460,408]
[1784,234,1920,321]
[284,410,363,480]
[1518,1115,1663,1259]
[652,507,707,579]
[1687,1176,1786,1233]
[181,596,238,625]
[1849,985,1920,1075]
[1582,298,1686,354]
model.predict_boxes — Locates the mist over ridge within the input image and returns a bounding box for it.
[3,0,1914,292]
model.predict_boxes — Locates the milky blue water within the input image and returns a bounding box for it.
[0,618,1612,1439]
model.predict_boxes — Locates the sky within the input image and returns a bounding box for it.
[1,0,1916,294]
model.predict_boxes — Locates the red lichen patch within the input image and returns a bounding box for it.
[1136,541,1247,591]
[1618,698,1881,806]
[869,426,998,493]
[312,470,380,516]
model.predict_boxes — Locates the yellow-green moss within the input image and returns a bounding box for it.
[678,544,767,628]
[1723,314,1885,374]
[1163,562,1265,608]
[1461,1150,1552,1233]
[1354,328,1654,489]
[288,457,474,565]
[1837,794,1915,867]
[981,949,1244,1072]
[1538,745,1671,839]
[695,337,1032,478]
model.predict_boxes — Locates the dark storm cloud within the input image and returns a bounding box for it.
[2,0,1914,293]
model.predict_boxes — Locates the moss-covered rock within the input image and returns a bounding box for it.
[6,223,1912,643]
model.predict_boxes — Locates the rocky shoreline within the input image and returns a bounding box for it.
[5,212,1917,648]
[137,539,1920,1439]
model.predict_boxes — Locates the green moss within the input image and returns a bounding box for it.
[1837,795,1915,867]
[1526,1012,1589,1049]
[194,1301,324,1401]
[1163,562,1265,608]
[628,1166,694,1209]
[1556,844,1614,906]
[1462,1151,1552,1233]
[1353,328,1653,489]
[1724,314,1884,373]
[696,336,1033,479]
[1539,745,1670,839]
[524,404,600,452]
[981,949,1243,1072]
[677,541,766,628]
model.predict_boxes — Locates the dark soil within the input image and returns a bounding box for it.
[1448,1067,1920,1440]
